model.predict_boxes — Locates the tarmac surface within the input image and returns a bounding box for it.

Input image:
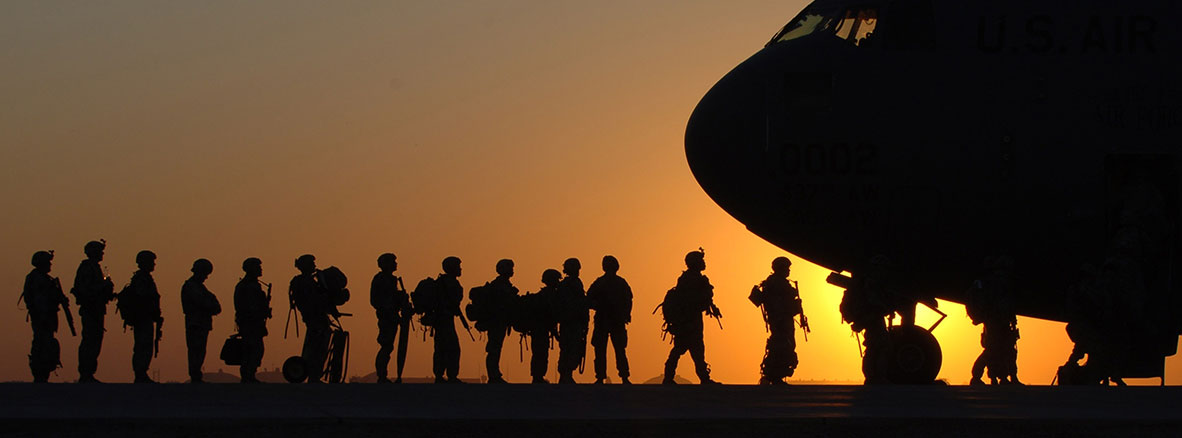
[4,383,1182,437]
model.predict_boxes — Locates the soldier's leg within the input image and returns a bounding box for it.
[432,327,446,381]
[485,326,506,381]
[375,319,395,380]
[240,332,264,381]
[612,324,629,379]
[687,331,711,382]
[302,324,330,382]
[132,323,154,381]
[184,328,204,382]
[396,318,410,380]
[530,333,550,380]
[590,324,608,380]
[30,327,54,382]
[442,325,461,380]
[664,335,689,381]
[77,311,104,379]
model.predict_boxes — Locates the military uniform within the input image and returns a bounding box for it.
[528,285,558,381]
[556,276,588,382]
[291,273,332,382]
[182,278,221,382]
[663,271,715,383]
[483,276,518,383]
[433,274,464,381]
[126,270,162,382]
[24,269,69,382]
[587,273,632,382]
[234,279,269,382]
[72,259,113,381]
[755,275,801,381]
[370,272,408,382]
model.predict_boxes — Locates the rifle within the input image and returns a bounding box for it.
[262,281,273,320]
[458,310,475,341]
[708,304,723,330]
[792,280,810,342]
[154,318,164,358]
[54,278,77,337]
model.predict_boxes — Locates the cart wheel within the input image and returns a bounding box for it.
[283,356,308,383]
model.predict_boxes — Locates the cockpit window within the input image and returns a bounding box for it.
[833,8,878,46]
[767,5,879,48]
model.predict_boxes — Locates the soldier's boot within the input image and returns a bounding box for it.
[559,372,576,384]
[77,375,101,384]
[532,376,549,384]
[134,373,156,384]
[594,378,604,384]
[621,377,631,385]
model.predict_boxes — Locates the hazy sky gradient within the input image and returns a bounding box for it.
[1,1,1174,385]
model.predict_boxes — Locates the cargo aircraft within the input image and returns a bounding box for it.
[685,0,1181,383]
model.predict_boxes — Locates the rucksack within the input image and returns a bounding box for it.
[656,287,699,336]
[465,283,492,331]
[510,292,552,336]
[115,283,143,326]
[317,266,350,306]
[411,277,440,326]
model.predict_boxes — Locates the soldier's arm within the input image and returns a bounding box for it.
[208,289,222,316]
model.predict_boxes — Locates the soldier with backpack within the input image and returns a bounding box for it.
[432,256,467,383]
[555,258,588,384]
[289,254,338,384]
[72,240,114,383]
[121,250,162,383]
[469,259,518,384]
[235,258,270,383]
[661,249,720,385]
[526,269,561,383]
[967,255,1021,385]
[749,256,804,385]
[370,253,410,384]
[587,255,632,385]
[22,250,73,383]
[181,259,221,383]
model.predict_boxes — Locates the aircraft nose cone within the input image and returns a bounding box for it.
[684,54,771,221]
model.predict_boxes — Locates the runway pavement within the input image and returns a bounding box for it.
[3,383,1181,437]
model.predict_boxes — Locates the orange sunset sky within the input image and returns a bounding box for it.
[2,1,1178,385]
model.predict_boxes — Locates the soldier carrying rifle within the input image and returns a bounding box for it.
[21,250,74,383]
[749,256,807,385]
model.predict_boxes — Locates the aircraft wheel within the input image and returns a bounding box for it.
[882,325,942,384]
[283,356,308,383]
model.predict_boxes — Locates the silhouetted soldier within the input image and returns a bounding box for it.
[662,250,720,385]
[529,269,562,383]
[556,258,588,384]
[839,255,894,383]
[483,259,518,384]
[125,250,162,383]
[966,255,1020,385]
[72,240,114,383]
[235,258,270,383]
[587,255,632,385]
[22,250,73,383]
[433,256,466,383]
[181,259,221,383]
[370,253,410,383]
[750,256,803,385]
[290,254,334,383]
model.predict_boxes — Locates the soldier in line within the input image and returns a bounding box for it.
[529,269,562,383]
[72,240,114,383]
[966,255,1020,385]
[290,254,333,383]
[556,258,589,384]
[22,251,73,383]
[662,250,720,385]
[370,253,410,383]
[839,255,895,384]
[750,256,803,385]
[433,256,467,383]
[483,259,519,384]
[126,250,163,383]
[587,255,632,385]
[235,258,270,383]
[181,259,221,383]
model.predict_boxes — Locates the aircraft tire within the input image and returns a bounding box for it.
[282,356,308,383]
[882,325,942,384]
